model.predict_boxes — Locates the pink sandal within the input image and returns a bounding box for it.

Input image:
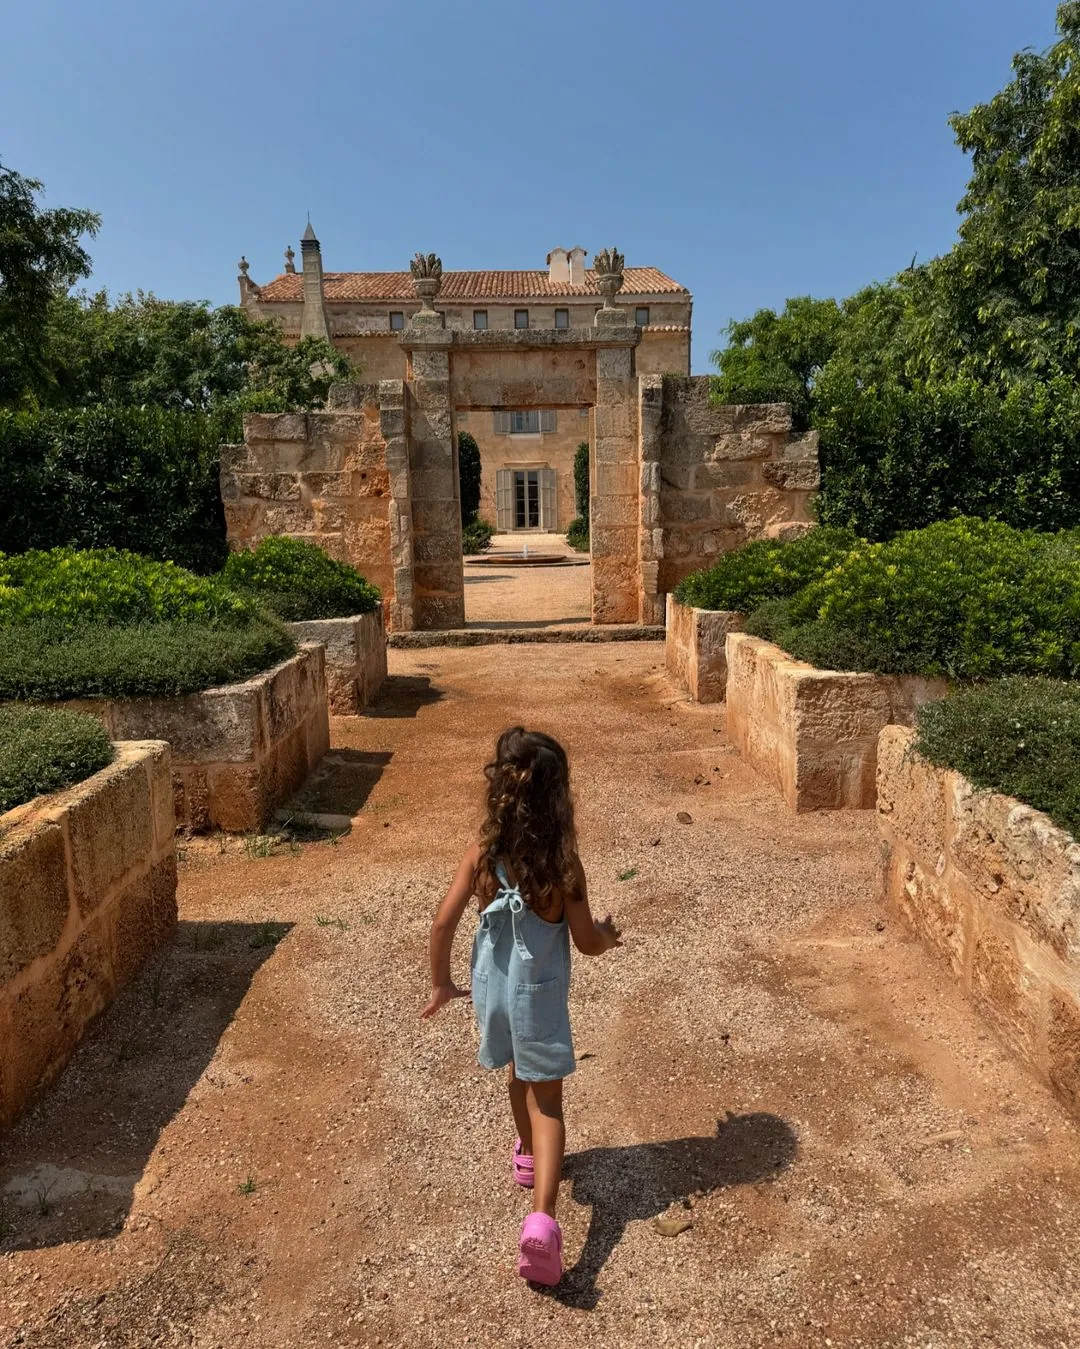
[518,1212,562,1286]
[513,1138,534,1188]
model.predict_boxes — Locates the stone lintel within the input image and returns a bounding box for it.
[398,327,640,354]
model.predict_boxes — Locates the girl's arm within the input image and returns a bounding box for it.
[421,841,481,1020]
[565,854,623,956]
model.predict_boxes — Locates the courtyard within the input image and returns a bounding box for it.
[3,643,1079,1348]
[464,533,591,628]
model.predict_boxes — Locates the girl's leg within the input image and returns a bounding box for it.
[507,1064,532,1152]
[525,1078,564,1217]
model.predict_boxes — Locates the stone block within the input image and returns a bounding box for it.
[243,413,308,443]
[726,635,947,812]
[415,594,466,630]
[287,608,386,714]
[665,596,746,704]
[107,856,178,988]
[661,493,712,524]
[762,459,821,491]
[0,820,70,985]
[591,494,639,529]
[66,753,155,918]
[694,461,760,491]
[970,919,1042,1063]
[950,783,1080,964]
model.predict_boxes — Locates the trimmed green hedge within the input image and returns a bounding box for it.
[673,527,858,612]
[221,536,380,621]
[749,518,1080,679]
[1,548,258,628]
[0,547,294,700]
[0,406,231,574]
[0,705,115,815]
[915,678,1080,839]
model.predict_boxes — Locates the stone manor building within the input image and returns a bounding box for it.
[238,227,692,533]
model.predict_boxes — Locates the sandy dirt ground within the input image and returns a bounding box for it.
[464,533,590,628]
[3,643,1080,1349]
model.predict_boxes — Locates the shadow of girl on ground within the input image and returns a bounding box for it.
[550,1110,798,1308]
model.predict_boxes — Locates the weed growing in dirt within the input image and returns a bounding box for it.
[147,960,167,1008]
[248,921,289,950]
[33,1180,56,1218]
[315,915,349,930]
[237,1176,257,1196]
[617,867,639,882]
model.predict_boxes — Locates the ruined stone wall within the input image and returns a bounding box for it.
[653,378,820,595]
[220,391,395,612]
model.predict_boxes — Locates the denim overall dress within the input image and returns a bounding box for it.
[470,862,575,1082]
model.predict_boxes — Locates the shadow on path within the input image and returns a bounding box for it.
[551,1111,798,1308]
[0,920,290,1251]
[366,675,444,719]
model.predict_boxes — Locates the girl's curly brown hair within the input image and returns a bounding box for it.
[478,727,579,912]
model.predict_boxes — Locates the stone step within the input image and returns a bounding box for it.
[389,625,664,649]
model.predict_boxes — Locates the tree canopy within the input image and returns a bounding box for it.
[711,3,1080,538]
[0,160,99,407]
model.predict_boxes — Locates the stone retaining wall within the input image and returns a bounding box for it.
[878,727,1080,1117]
[287,605,387,715]
[0,742,177,1127]
[725,634,947,811]
[59,647,330,833]
[664,595,745,703]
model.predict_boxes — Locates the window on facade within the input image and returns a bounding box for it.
[494,410,557,435]
[496,467,557,531]
[554,308,570,329]
[514,309,529,329]
[389,311,405,330]
[635,306,650,326]
[473,310,488,330]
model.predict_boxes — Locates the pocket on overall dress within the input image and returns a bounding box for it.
[471,969,489,1030]
[512,977,564,1043]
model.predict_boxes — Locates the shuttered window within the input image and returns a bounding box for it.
[494,410,557,434]
[496,469,514,531]
[495,468,558,531]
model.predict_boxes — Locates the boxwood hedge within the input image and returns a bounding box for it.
[0,548,294,700]
[673,527,858,612]
[0,705,115,815]
[221,536,380,621]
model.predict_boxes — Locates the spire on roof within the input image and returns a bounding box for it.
[302,219,318,244]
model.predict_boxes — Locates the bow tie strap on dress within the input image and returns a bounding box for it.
[491,864,534,962]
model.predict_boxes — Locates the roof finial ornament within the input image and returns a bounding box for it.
[593,248,625,309]
[409,252,444,313]
[284,245,296,274]
[237,256,250,277]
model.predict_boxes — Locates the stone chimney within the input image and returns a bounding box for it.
[300,221,330,341]
[568,247,586,287]
[547,248,570,285]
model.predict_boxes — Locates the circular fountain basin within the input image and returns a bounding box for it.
[467,554,589,567]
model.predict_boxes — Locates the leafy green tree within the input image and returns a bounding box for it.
[45,291,352,414]
[910,2,1080,381]
[0,159,99,407]
[710,297,845,429]
[458,430,482,524]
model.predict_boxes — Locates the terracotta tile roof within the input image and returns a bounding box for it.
[257,267,689,303]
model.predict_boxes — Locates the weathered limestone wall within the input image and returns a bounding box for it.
[221,396,395,611]
[726,634,947,811]
[879,727,1080,1117]
[58,648,330,833]
[0,742,177,1126]
[654,380,820,595]
[637,329,691,377]
[287,606,387,715]
[665,595,745,703]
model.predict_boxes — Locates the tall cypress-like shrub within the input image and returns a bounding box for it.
[458,431,482,525]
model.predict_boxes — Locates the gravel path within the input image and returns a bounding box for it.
[3,643,1080,1348]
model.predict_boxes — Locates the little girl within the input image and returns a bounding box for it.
[421,727,621,1286]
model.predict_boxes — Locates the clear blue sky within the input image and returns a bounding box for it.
[2,0,1061,372]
